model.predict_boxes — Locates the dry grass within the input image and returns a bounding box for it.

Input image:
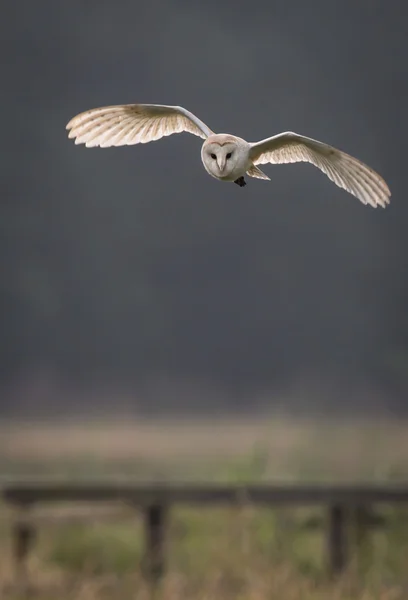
[1,415,408,598]
[1,504,408,600]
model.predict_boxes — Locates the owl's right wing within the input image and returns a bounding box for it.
[249,132,390,208]
[66,104,214,148]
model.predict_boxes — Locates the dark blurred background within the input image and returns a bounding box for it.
[1,0,407,417]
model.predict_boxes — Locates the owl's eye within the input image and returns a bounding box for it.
[210,153,216,159]
[226,153,232,159]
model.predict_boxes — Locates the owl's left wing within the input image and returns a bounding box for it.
[249,132,390,208]
[66,104,214,148]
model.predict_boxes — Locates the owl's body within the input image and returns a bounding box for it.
[66,103,391,208]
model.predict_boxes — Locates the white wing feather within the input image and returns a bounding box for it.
[66,104,214,148]
[249,132,390,208]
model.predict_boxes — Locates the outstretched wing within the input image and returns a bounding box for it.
[66,104,214,148]
[249,132,390,208]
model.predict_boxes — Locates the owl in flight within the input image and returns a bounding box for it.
[66,103,390,208]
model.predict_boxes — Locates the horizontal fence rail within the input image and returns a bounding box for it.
[2,482,408,584]
[4,482,408,506]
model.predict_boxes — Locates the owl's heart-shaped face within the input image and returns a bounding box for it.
[201,134,250,181]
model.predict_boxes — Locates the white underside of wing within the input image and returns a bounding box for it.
[249,132,391,208]
[66,104,213,148]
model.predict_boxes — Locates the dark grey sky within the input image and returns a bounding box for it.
[1,0,407,414]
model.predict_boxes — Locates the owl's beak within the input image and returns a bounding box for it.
[217,157,226,172]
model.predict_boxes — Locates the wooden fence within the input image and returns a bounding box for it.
[2,482,408,584]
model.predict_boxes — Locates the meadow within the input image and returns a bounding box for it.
[1,415,408,599]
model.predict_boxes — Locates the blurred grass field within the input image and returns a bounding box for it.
[2,415,408,482]
[1,416,408,599]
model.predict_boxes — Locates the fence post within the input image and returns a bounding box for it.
[327,504,347,576]
[143,503,167,585]
[12,517,36,584]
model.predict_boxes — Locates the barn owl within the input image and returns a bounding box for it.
[66,103,390,208]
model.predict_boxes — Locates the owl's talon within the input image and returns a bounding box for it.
[234,177,247,187]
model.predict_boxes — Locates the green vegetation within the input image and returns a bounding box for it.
[2,499,408,599]
[48,522,144,575]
